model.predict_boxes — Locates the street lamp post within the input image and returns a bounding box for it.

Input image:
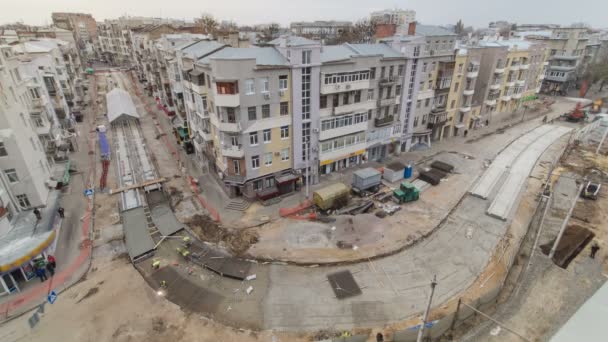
[417,275,438,342]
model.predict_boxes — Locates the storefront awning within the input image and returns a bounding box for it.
[275,173,299,184]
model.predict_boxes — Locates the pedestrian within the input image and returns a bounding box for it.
[464,130,468,138]
[57,207,65,218]
[33,208,41,220]
[36,267,47,282]
[542,115,548,123]
[590,242,600,259]
[46,262,55,277]
[47,255,56,269]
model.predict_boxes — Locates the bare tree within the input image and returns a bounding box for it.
[333,18,376,44]
[258,23,280,43]
[580,56,608,95]
[196,14,219,35]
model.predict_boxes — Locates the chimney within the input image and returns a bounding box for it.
[408,21,416,35]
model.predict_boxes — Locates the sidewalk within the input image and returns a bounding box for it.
[0,75,98,321]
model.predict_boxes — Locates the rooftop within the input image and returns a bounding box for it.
[106,88,139,123]
[478,39,534,51]
[320,43,402,63]
[414,24,456,37]
[200,46,288,66]
[268,35,319,47]
[180,40,226,59]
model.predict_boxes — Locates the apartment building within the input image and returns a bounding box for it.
[97,21,135,65]
[12,40,78,160]
[0,45,53,210]
[289,21,352,41]
[191,47,297,198]
[370,9,416,26]
[524,27,588,94]
[51,12,98,58]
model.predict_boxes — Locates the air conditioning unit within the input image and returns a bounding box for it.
[274,152,281,156]
[345,84,351,90]
[263,92,271,100]
[312,128,319,133]
[279,89,286,96]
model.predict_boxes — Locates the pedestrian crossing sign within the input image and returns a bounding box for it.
[47,290,57,304]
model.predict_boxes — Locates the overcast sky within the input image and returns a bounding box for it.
[1,0,605,28]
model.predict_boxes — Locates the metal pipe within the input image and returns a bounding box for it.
[549,181,585,259]
[461,302,531,342]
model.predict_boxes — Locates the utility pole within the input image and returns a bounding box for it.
[417,275,437,342]
[549,181,585,259]
[595,125,608,154]
[305,140,310,199]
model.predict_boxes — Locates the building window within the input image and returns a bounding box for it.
[233,160,241,174]
[261,77,269,93]
[5,168,18,183]
[425,98,430,107]
[262,104,270,118]
[398,65,404,76]
[332,95,339,107]
[281,148,290,161]
[302,122,311,161]
[248,106,257,120]
[30,137,37,150]
[0,142,7,157]
[422,62,427,72]
[279,75,288,90]
[380,66,386,78]
[354,90,361,103]
[280,102,289,116]
[263,129,271,143]
[216,82,238,94]
[16,194,31,209]
[302,50,311,64]
[29,88,41,99]
[251,155,260,169]
[367,89,374,100]
[301,67,311,120]
[458,63,463,73]
[454,82,459,92]
[320,95,327,109]
[416,100,421,108]
[370,67,376,79]
[450,100,456,109]
[265,152,273,166]
[249,132,258,146]
[245,79,255,95]
[343,93,349,105]
[281,126,289,139]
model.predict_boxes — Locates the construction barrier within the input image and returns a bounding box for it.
[279,200,313,217]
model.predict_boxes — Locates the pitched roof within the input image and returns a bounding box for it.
[414,24,456,37]
[180,40,226,59]
[200,47,288,66]
[106,88,139,123]
[320,43,402,63]
[268,35,319,47]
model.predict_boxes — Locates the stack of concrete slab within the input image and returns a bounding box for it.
[470,125,553,199]
[487,126,571,220]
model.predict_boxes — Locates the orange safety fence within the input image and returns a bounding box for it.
[279,199,313,217]
[189,176,221,222]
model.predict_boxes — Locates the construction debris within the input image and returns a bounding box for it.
[431,160,455,173]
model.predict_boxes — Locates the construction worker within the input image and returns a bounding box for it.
[182,236,192,247]
[152,260,161,269]
[590,242,600,259]
[33,208,42,220]
[160,280,167,289]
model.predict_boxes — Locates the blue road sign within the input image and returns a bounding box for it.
[47,290,58,304]
[84,188,94,197]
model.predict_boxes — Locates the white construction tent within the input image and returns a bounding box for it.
[106,88,139,124]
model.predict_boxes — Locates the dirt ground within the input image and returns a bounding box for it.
[0,257,309,342]
[187,214,259,255]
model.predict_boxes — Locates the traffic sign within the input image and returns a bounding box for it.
[84,188,94,197]
[47,290,58,304]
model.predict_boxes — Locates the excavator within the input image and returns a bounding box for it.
[564,102,587,122]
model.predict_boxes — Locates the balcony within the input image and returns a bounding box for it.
[377,97,397,107]
[512,93,523,99]
[520,63,530,70]
[222,145,245,158]
[428,111,448,125]
[551,65,576,72]
[490,83,501,90]
[199,128,212,141]
[510,64,520,71]
[466,69,479,78]
[219,121,241,132]
[463,88,475,96]
[191,82,206,94]
[215,93,240,107]
[333,100,376,116]
[374,115,394,127]
[435,77,452,92]
[378,75,401,85]
[543,61,549,66]
[539,74,546,80]
[516,79,526,86]
[459,106,471,113]
[319,120,369,141]
[485,99,497,106]
[501,95,512,101]
[545,74,570,82]
[550,54,579,61]
[321,79,370,95]
[505,80,516,87]
[494,66,506,74]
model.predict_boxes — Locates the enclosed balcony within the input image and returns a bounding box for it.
[321,71,371,94]
[214,81,239,107]
[374,115,394,127]
[222,144,245,158]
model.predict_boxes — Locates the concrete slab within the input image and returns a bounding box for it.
[470,125,553,199]
[150,204,185,236]
[487,126,572,220]
[122,207,155,261]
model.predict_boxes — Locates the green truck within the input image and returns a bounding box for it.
[393,181,420,204]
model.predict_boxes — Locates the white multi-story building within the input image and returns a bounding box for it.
[370,9,416,26]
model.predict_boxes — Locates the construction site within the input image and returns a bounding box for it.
[3,66,607,342]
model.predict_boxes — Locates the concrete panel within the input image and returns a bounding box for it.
[487,126,571,220]
[123,207,155,261]
[470,125,553,199]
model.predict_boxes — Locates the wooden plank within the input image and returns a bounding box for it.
[110,178,166,194]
